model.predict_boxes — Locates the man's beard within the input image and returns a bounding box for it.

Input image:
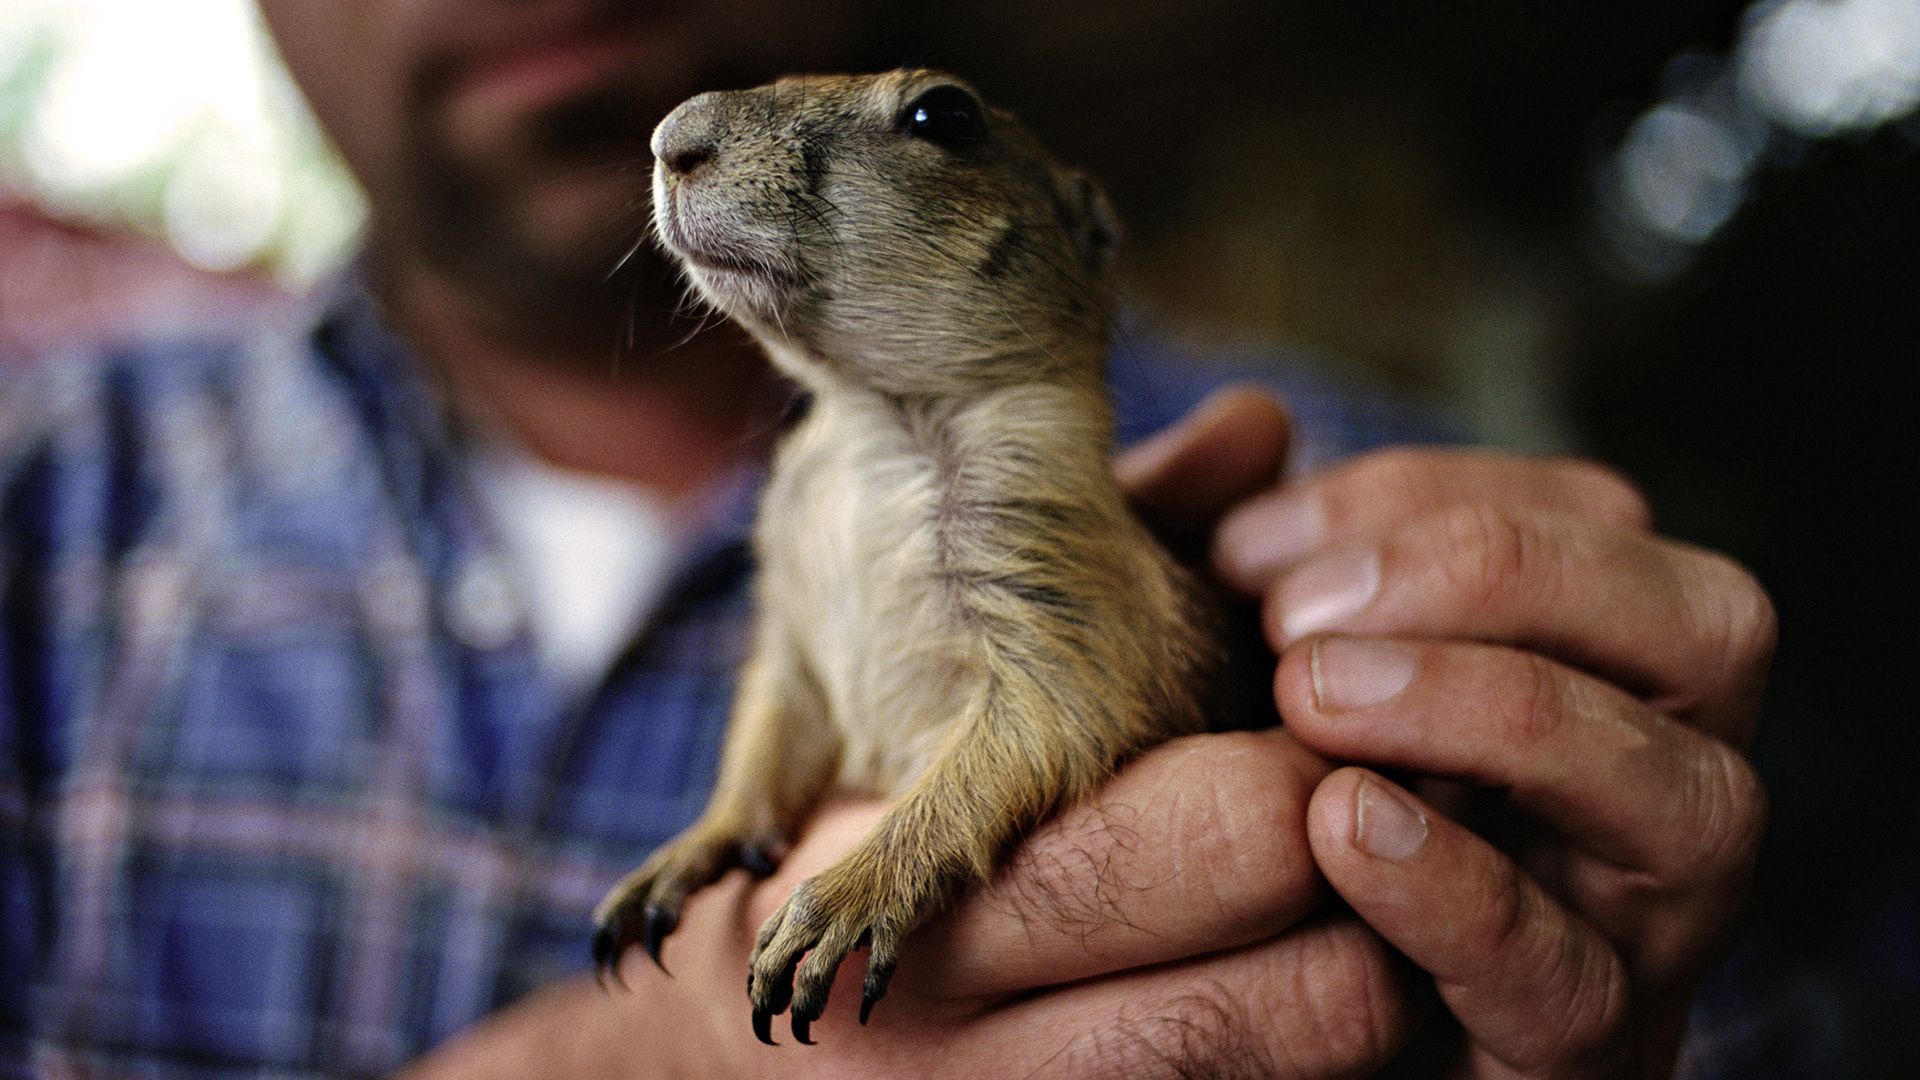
[398,74,689,358]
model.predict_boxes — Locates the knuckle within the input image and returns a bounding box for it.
[1688,551,1779,680]
[1721,557,1780,669]
[1285,924,1407,1075]
[1429,503,1549,614]
[1182,734,1313,921]
[1468,879,1630,1070]
[1488,650,1570,749]
[1690,739,1769,880]
[1551,457,1655,531]
[1523,934,1631,1068]
[1472,857,1537,971]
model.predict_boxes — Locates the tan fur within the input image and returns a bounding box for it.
[593,70,1218,1039]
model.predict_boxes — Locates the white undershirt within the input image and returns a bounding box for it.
[470,440,686,694]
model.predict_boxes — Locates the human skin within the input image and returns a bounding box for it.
[1205,400,1772,1076]
[401,391,1771,1077]
[248,1,1773,1073]
[405,395,1421,1078]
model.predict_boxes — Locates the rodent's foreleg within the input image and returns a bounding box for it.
[593,617,838,981]
[746,658,1120,1045]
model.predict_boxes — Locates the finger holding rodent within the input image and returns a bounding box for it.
[884,728,1331,1001]
[960,916,1418,1078]
[1214,449,1654,593]
[1278,637,1766,980]
[695,905,1415,1077]
[1259,507,1775,741]
[713,729,1327,1005]
[1115,384,1292,544]
[1306,769,1656,1079]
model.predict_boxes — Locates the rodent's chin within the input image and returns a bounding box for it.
[655,194,797,331]
[679,257,796,331]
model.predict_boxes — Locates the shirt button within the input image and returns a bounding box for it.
[448,557,523,651]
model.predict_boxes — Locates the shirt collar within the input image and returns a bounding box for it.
[294,267,764,565]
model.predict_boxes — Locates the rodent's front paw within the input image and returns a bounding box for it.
[747,860,917,1046]
[593,825,786,984]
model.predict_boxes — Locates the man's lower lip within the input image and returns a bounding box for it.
[452,25,667,112]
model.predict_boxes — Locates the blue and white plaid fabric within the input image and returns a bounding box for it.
[1,277,1822,1076]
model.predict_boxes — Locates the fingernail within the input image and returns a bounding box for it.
[1354,776,1429,862]
[1277,548,1380,642]
[1216,490,1326,587]
[1311,638,1417,711]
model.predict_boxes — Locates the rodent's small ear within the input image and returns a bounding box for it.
[1063,171,1122,276]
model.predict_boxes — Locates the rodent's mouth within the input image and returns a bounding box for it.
[681,247,784,281]
[665,237,801,329]
[654,185,800,330]
[657,207,791,286]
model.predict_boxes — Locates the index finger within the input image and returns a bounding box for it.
[819,729,1330,1001]
[1115,385,1292,545]
[1214,448,1654,592]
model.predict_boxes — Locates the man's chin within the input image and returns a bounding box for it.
[418,195,683,355]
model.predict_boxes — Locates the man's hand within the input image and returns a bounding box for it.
[404,386,1423,1079]
[406,384,1769,1079]
[406,731,1416,1078]
[1201,399,1774,1077]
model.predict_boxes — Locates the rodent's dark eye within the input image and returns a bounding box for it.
[901,85,986,150]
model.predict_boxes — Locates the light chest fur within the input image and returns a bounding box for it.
[755,389,975,791]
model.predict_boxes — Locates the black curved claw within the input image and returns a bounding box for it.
[759,957,799,1015]
[640,905,678,975]
[591,923,626,991]
[752,1009,777,1046]
[739,841,780,878]
[859,959,895,1026]
[791,1012,814,1045]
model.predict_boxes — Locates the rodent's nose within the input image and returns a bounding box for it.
[662,143,714,177]
[653,91,727,178]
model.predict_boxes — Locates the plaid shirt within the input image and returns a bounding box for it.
[0,277,1447,1077]
[0,278,1853,1076]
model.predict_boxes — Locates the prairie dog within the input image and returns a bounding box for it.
[593,70,1217,1045]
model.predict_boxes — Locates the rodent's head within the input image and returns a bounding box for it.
[650,70,1119,394]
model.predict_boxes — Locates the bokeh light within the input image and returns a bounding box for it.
[0,0,363,282]
[1596,0,1920,280]
[1742,0,1920,135]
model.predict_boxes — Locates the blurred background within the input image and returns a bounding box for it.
[2,0,1914,1069]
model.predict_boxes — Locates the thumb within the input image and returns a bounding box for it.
[1116,385,1292,543]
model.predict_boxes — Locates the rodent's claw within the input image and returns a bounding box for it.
[752,1009,777,1046]
[590,881,681,986]
[640,903,678,975]
[746,870,915,1044]
[859,957,896,1026]
[596,823,773,989]
[749,950,799,1018]
[590,922,625,991]
[739,838,783,878]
